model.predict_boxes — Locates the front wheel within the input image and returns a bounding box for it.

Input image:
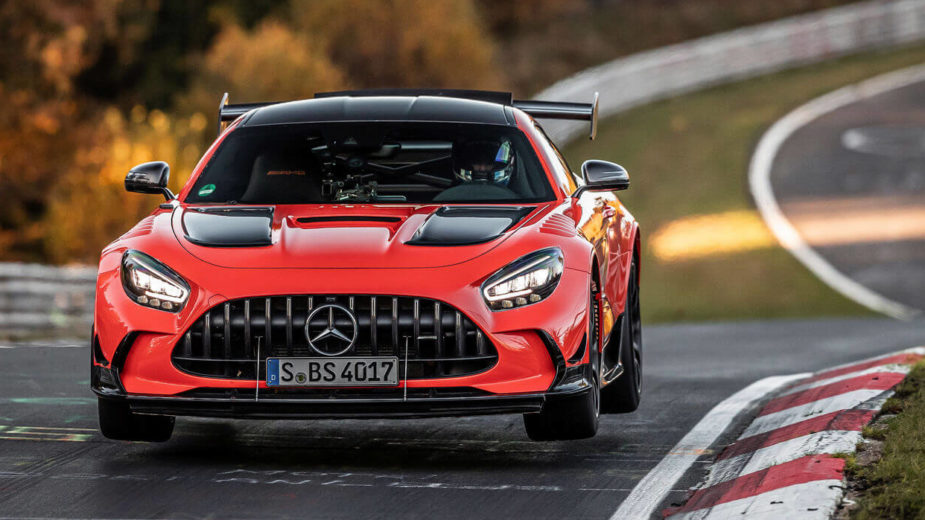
[98,398,175,442]
[523,285,600,441]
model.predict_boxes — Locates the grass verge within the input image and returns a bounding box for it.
[846,361,925,519]
[564,43,925,323]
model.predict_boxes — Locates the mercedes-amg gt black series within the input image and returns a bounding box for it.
[91,89,642,442]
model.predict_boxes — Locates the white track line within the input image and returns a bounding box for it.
[0,344,84,349]
[610,373,806,520]
[748,65,925,320]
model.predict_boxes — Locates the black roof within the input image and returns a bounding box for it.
[243,95,514,127]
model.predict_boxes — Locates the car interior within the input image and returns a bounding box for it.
[186,123,554,205]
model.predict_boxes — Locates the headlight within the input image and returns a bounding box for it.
[121,250,190,312]
[482,248,563,310]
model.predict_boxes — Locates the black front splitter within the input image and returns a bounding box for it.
[98,392,549,420]
[91,359,595,420]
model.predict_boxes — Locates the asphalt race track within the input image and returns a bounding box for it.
[0,317,923,520]
[768,75,925,313]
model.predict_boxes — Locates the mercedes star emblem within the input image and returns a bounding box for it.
[305,304,358,356]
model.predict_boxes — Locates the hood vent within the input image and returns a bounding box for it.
[182,207,273,247]
[406,206,532,246]
[296,216,401,224]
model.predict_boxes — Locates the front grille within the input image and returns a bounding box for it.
[172,295,497,380]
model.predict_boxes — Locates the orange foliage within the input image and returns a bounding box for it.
[290,0,500,89]
[186,19,345,107]
[42,108,208,264]
[0,1,119,261]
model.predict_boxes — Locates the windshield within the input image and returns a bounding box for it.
[185,122,553,204]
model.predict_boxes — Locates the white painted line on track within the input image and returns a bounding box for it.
[666,479,844,520]
[748,64,925,320]
[0,343,84,349]
[609,373,807,520]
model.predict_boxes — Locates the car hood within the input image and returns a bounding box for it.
[172,204,544,269]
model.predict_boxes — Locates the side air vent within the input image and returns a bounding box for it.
[540,213,576,237]
[119,216,155,240]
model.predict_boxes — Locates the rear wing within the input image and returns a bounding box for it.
[217,92,272,135]
[217,90,600,139]
[513,93,599,140]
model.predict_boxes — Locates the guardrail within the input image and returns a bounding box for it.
[537,0,925,143]
[0,262,95,336]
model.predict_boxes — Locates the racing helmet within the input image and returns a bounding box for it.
[453,139,515,186]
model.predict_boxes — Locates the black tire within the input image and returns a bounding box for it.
[523,286,600,441]
[98,398,175,442]
[601,256,642,413]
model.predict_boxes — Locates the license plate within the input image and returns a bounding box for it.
[266,357,399,387]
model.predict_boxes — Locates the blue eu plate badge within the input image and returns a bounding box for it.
[266,358,279,386]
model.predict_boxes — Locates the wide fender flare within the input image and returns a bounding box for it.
[594,222,640,348]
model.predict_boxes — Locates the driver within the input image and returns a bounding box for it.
[453,139,515,185]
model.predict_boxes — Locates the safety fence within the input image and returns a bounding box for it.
[537,0,925,142]
[0,262,95,337]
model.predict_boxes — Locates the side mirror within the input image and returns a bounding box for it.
[573,160,629,197]
[125,161,174,200]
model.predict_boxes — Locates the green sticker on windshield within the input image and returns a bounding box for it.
[198,184,216,197]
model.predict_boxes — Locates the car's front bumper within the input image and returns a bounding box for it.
[92,354,594,419]
[93,245,597,409]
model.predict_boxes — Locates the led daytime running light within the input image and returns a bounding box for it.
[121,250,190,312]
[482,248,563,311]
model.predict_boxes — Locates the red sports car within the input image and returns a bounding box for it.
[91,89,642,442]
